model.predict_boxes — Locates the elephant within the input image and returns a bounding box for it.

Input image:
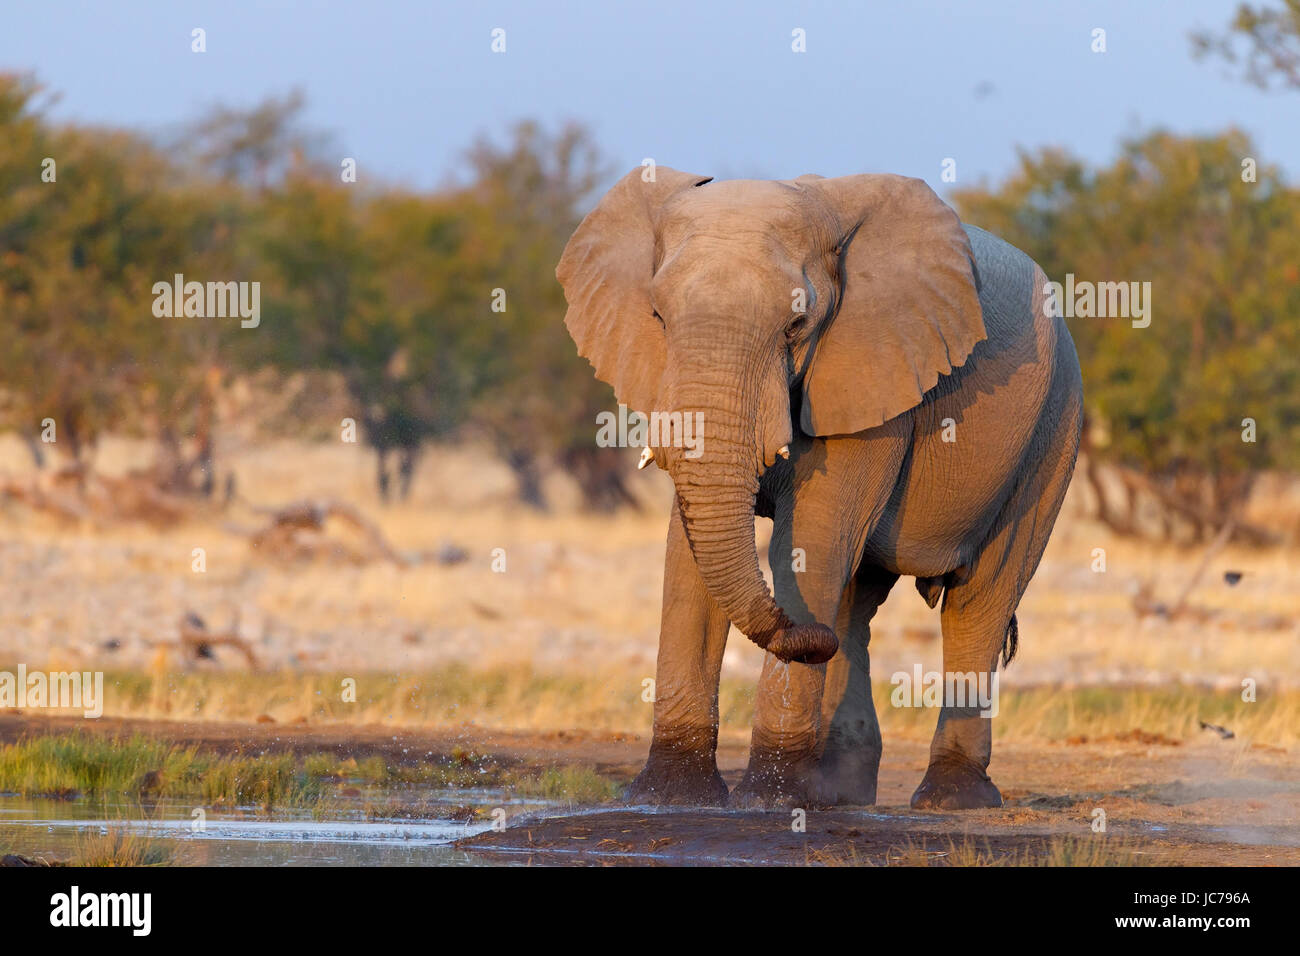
[556,166,1083,809]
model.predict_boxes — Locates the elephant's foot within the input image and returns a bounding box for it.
[910,756,1002,810]
[728,748,816,809]
[810,745,880,806]
[625,741,728,806]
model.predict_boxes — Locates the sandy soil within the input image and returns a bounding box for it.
[4,714,1294,866]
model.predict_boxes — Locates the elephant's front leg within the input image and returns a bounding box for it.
[730,431,908,809]
[729,546,860,809]
[626,498,731,805]
[728,656,824,808]
[812,564,898,805]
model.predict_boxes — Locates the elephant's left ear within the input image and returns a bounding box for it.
[799,174,985,436]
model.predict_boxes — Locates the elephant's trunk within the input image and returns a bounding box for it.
[666,396,838,665]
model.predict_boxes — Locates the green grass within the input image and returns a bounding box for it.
[0,733,330,809]
[0,732,621,811]
[508,765,622,804]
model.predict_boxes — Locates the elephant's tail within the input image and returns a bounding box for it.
[1000,614,1019,667]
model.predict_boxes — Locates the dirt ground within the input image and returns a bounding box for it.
[457,739,1300,866]
[4,714,1295,866]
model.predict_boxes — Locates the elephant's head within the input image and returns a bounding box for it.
[557,168,984,664]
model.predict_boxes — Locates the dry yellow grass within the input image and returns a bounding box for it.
[10,666,1294,751]
[72,824,182,867]
[808,834,1146,867]
[1,434,1297,740]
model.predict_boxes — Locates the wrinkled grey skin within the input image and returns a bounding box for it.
[557,168,1082,809]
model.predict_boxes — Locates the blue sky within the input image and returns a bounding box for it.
[3,0,1294,197]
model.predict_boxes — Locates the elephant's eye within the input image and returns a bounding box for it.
[653,310,665,330]
[786,314,808,342]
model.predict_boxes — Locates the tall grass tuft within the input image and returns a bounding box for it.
[72,825,178,867]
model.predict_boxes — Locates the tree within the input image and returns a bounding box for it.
[181,89,326,189]
[1193,1,1300,91]
[954,131,1300,540]
[1,77,647,512]
[0,73,223,481]
[457,121,637,509]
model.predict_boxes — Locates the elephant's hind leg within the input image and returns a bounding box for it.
[811,564,898,805]
[912,386,1081,810]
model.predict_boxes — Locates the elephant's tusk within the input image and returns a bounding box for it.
[637,446,655,470]
[777,445,790,459]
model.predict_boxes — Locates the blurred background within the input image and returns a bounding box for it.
[0,1,1297,732]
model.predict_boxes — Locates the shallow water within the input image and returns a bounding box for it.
[0,790,549,866]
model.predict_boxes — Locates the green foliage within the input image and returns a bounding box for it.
[0,75,235,458]
[5,70,1297,508]
[454,121,618,502]
[249,118,617,503]
[0,75,629,505]
[954,130,1300,489]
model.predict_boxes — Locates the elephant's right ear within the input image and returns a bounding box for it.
[557,167,712,415]
[799,174,984,437]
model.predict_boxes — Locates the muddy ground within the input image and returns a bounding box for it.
[3,714,1295,866]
